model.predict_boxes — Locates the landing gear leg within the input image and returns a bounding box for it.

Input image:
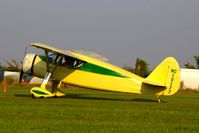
[156,95,162,103]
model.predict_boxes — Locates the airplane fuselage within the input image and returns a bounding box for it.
[22,43,180,99]
[23,53,164,95]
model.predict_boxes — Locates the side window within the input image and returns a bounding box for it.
[62,57,70,66]
[55,56,63,65]
[61,56,85,68]
[72,60,84,68]
[48,52,57,64]
[47,52,64,65]
[62,56,73,67]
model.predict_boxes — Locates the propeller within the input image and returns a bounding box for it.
[19,67,23,84]
[19,46,28,84]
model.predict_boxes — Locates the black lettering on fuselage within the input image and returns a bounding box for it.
[168,69,177,94]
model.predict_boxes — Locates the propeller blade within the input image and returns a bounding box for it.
[19,68,23,84]
[23,46,28,61]
[19,45,28,84]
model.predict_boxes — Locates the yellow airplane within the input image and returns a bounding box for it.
[21,43,180,102]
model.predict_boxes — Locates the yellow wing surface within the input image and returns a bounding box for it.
[31,43,83,60]
[31,43,180,96]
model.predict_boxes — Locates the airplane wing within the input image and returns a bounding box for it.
[31,43,108,63]
[31,43,84,61]
[73,50,108,62]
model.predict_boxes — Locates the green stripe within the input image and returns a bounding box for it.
[39,55,46,61]
[32,90,49,95]
[78,63,128,78]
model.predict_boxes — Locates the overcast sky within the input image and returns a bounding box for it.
[0,0,199,69]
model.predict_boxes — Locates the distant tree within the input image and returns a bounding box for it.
[184,55,199,69]
[194,55,199,69]
[0,62,3,69]
[0,61,6,70]
[3,59,21,72]
[134,58,150,78]
[123,65,134,73]
[184,62,195,69]
[123,58,150,78]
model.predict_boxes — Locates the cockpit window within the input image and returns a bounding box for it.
[47,52,58,64]
[61,56,85,69]
[39,53,85,69]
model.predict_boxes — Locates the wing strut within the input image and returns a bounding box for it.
[45,50,50,72]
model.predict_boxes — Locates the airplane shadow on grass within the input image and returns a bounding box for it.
[63,94,162,103]
[14,93,164,103]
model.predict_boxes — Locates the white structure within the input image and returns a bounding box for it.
[0,71,43,84]
[4,71,20,83]
[180,69,199,90]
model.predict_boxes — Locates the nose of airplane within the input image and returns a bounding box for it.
[22,54,37,74]
[19,54,37,83]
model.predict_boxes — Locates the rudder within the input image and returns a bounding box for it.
[146,57,180,96]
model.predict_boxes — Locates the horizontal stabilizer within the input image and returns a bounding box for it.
[143,79,166,87]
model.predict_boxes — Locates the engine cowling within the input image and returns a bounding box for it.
[22,54,47,78]
[22,54,37,75]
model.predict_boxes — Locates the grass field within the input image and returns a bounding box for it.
[0,85,199,133]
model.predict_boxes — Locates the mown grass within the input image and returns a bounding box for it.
[0,85,198,133]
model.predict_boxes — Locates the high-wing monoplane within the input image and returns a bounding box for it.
[21,43,180,102]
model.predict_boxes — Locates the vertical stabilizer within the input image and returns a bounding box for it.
[146,57,180,96]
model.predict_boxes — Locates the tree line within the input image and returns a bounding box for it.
[184,56,199,69]
[0,59,20,72]
[123,55,199,78]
